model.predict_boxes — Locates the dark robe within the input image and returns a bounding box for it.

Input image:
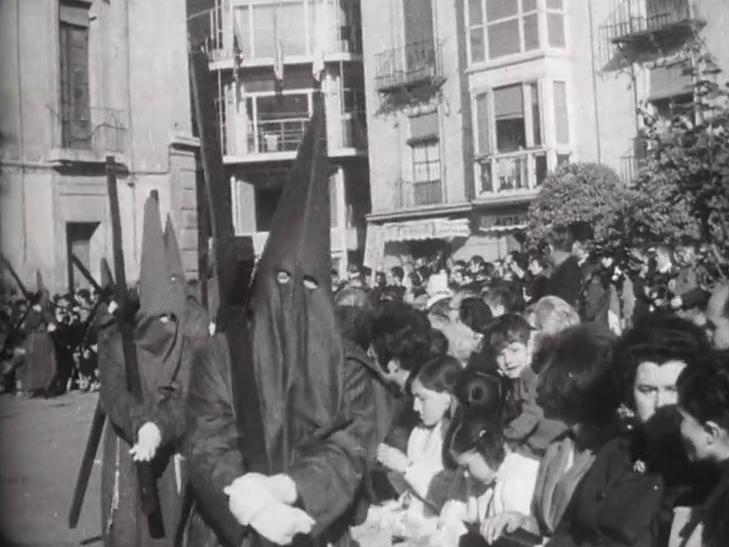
[183,333,377,547]
[99,300,208,547]
[20,304,58,392]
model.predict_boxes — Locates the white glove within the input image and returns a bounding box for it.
[249,501,314,545]
[223,473,278,525]
[129,422,162,462]
[224,473,314,545]
[264,473,298,505]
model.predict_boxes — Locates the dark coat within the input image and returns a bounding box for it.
[546,256,582,310]
[183,334,377,547]
[547,436,664,547]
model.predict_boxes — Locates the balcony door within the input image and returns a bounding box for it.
[403,0,434,75]
[59,4,90,150]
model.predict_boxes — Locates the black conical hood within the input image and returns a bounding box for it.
[252,92,331,301]
[246,93,344,475]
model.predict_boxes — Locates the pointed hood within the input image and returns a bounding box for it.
[100,258,114,289]
[163,214,188,318]
[36,270,45,293]
[135,195,190,391]
[138,194,173,318]
[247,92,344,474]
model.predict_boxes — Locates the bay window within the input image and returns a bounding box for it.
[474,80,570,195]
[466,0,566,63]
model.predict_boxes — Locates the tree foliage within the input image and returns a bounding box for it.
[526,162,631,252]
[628,48,729,280]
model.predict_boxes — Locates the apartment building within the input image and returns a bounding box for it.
[362,0,729,269]
[0,0,199,294]
[188,0,371,274]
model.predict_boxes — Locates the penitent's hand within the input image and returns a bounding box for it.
[129,422,162,462]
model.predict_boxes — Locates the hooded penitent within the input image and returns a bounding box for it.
[135,195,189,398]
[247,92,344,475]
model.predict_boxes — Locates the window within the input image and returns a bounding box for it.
[408,112,441,205]
[235,1,309,59]
[59,4,90,149]
[412,141,440,183]
[411,141,442,205]
[243,92,312,153]
[493,82,542,153]
[466,0,565,63]
[473,80,572,194]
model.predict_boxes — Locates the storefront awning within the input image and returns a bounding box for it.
[382,218,471,242]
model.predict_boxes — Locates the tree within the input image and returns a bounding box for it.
[526,162,631,253]
[629,46,729,281]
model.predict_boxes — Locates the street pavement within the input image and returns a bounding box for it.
[0,391,102,546]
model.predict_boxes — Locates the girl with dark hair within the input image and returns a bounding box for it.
[674,354,729,547]
[546,313,713,547]
[435,410,540,546]
[375,355,462,523]
[480,324,619,544]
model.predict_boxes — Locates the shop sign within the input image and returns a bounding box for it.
[381,218,471,242]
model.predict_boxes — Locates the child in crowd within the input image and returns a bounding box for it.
[488,314,566,458]
[373,355,462,537]
[435,410,540,546]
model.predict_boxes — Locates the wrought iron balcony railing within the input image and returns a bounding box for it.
[600,0,703,46]
[247,117,310,154]
[375,40,443,92]
[51,105,126,153]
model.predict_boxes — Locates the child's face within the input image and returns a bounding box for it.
[496,341,529,379]
[411,378,452,427]
[455,449,497,484]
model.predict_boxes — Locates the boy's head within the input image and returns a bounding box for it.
[488,314,532,379]
[482,285,518,317]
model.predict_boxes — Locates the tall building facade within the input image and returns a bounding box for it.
[361,0,729,269]
[188,0,371,274]
[0,0,199,294]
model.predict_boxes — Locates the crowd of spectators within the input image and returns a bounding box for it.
[333,229,729,546]
[0,287,103,396]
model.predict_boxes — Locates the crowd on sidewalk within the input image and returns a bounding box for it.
[0,286,104,396]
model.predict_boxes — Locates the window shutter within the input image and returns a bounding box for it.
[408,111,439,144]
[493,84,524,119]
[475,93,491,156]
[60,4,89,27]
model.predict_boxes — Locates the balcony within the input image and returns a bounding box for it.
[189,1,363,69]
[600,0,704,51]
[50,105,126,163]
[475,149,547,200]
[375,40,444,93]
[391,178,444,210]
[247,117,309,154]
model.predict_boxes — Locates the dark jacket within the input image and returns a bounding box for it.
[548,436,664,547]
[547,256,582,310]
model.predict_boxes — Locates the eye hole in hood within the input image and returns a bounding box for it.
[276,270,291,284]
